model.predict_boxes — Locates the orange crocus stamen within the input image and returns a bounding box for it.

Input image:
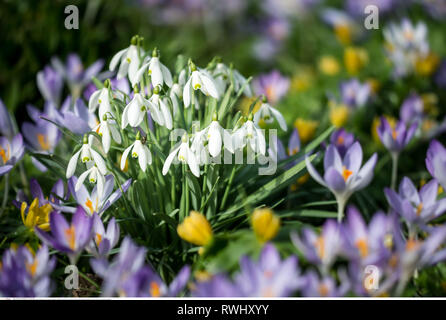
[416,203,423,217]
[26,259,38,277]
[318,284,329,296]
[0,145,10,163]
[85,199,94,214]
[392,129,397,140]
[37,134,51,150]
[355,238,368,258]
[150,281,161,297]
[342,166,353,182]
[65,225,76,251]
[337,136,345,145]
[315,236,325,260]
[95,233,103,247]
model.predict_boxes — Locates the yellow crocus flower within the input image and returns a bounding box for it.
[344,47,368,75]
[334,24,352,45]
[294,118,318,143]
[20,198,52,231]
[318,56,340,76]
[415,53,439,77]
[329,103,349,128]
[177,211,213,246]
[251,208,280,243]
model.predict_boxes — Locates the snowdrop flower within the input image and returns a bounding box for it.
[133,48,172,88]
[253,96,287,131]
[90,114,122,154]
[306,142,378,222]
[121,88,160,129]
[196,113,233,158]
[76,162,107,201]
[170,81,182,115]
[88,81,113,120]
[109,36,142,85]
[148,86,173,129]
[213,61,252,97]
[233,115,266,155]
[162,134,200,177]
[121,132,152,172]
[183,61,219,108]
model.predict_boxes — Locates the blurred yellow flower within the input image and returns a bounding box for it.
[344,47,368,75]
[290,173,310,191]
[251,208,280,243]
[329,103,349,127]
[239,97,262,116]
[366,78,381,94]
[294,118,318,143]
[291,69,313,92]
[177,211,213,246]
[372,116,396,145]
[318,56,340,76]
[421,93,439,116]
[421,119,436,134]
[20,198,51,232]
[415,53,440,77]
[334,24,352,45]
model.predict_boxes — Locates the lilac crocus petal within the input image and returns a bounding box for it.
[29,179,45,203]
[0,98,15,138]
[426,140,446,189]
[420,179,439,207]
[168,266,191,296]
[344,141,363,173]
[324,144,343,172]
[37,65,63,105]
[305,156,327,187]
[351,153,377,191]
[100,178,132,214]
[399,177,419,204]
[0,165,13,176]
[384,188,404,214]
[72,206,94,249]
[324,167,346,192]
[288,128,300,154]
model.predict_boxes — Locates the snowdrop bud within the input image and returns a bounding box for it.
[152,47,159,57]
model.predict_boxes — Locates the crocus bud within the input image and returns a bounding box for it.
[177,211,213,246]
[251,208,280,243]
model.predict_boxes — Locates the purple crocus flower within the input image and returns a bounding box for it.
[35,207,93,264]
[0,98,15,139]
[0,245,55,297]
[92,237,188,297]
[340,79,370,109]
[300,270,349,297]
[90,236,146,297]
[306,142,378,221]
[341,207,394,267]
[385,177,446,230]
[86,213,120,258]
[58,97,98,135]
[291,219,343,274]
[52,54,104,98]
[68,175,132,216]
[13,178,74,213]
[37,65,63,106]
[377,117,418,154]
[426,140,446,190]
[192,274,242,297]
[252,70,290,105]
[330,128,355,157]
[0,133,25,176]
[234,243,301,297]
[400,93,424,125]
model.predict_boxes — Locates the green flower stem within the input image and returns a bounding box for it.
[391,152,399,191]
[0,173,10,218]
[200,164,208,208]
[220,165,236,210]
[336,195,346,223]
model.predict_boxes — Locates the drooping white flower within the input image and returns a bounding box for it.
[213,62,252,97]
[109,37,142,85]
[121,134,152,172]
[88,87,113,120]
[133,48,173,88]
[170,82,182,116]
[232,115,266,155]
[148,86,173,129]
[66,137,108,179]
[253,97,287,131]
[90,115,122,154]
[121,91,161,129]
[75,163,106,200]
[183,61,219,108]
[162,134,200,177]
[204,114,233,157]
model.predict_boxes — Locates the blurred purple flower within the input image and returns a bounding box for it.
[37,65,63,106]
[426,140,446,190]
[58,97,98,135]
[35,207,93,264]
[300,270,349,297]
[87,213,120,258]
[435,59,446,88]
[340,79,370,109]
[377,117,417,154]
[400,93,424,125]
[0,98,15,139]
[291,219,343,273]
[68,175,132,216]
[0,133,25,176]
[330,128,355,158]
[385,177,446,229]
[253,70,289,105]
[0,245,55,297]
